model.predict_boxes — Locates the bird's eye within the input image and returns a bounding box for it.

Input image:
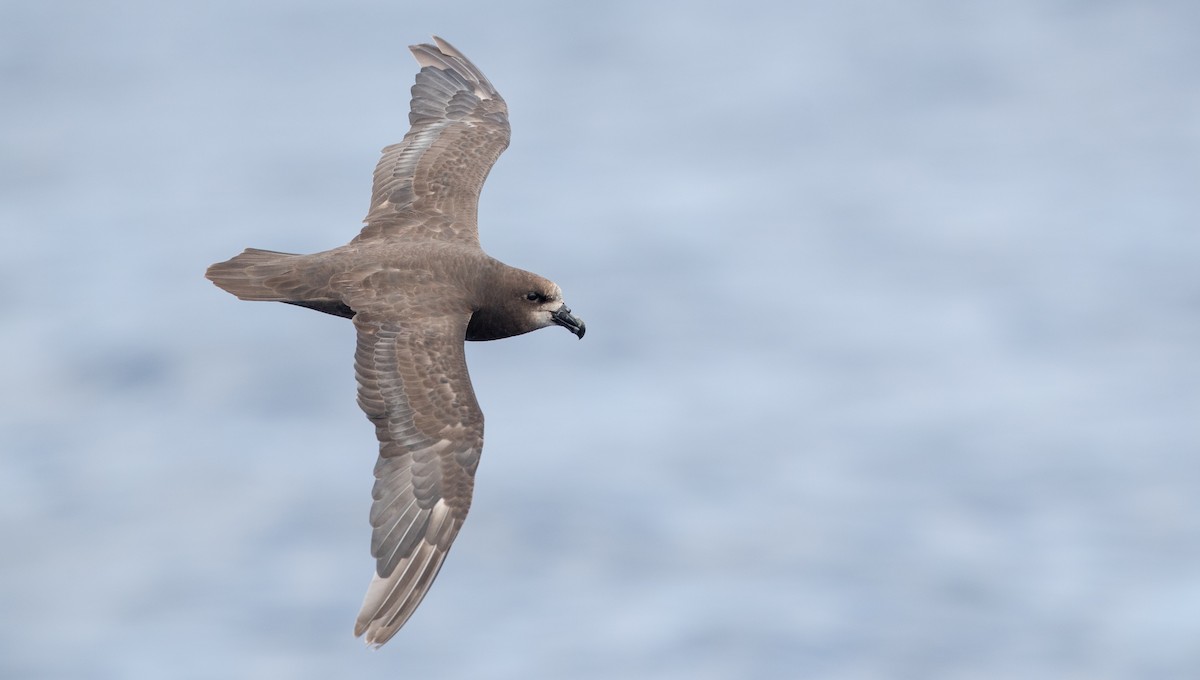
[525,291,542,302]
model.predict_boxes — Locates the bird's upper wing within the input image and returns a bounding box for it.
[343,271,483,646]
[355,36,511,246]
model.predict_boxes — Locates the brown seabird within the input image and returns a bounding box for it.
[205,36,585,647]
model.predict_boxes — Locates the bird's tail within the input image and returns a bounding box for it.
[205,248,307,301]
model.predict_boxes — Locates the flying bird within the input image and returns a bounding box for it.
[205,36,585,646]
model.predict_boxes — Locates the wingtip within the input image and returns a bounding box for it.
[408,35,456,58]
[354,619,386,650]
[406,35,499,100]
[407,37,453,72]
[431,35,460,57]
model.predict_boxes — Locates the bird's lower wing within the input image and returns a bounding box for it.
[349,296,483,646]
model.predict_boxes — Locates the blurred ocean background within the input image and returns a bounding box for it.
[3,1,1199,678]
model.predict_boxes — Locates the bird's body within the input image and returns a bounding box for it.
[205,37,583,647]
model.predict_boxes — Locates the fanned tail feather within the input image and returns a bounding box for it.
[205,248,304,301]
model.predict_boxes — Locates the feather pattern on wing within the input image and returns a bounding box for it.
[346,274,483,646]
[355,36,511,246]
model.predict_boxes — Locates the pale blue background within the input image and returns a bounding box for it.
[3,1,1199,678]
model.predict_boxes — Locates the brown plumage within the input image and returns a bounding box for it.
[205,36,584,647]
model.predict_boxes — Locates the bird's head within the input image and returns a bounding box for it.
[466,270,585,341]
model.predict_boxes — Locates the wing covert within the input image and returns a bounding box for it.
[349,295,483,645]
[356,36,511,246]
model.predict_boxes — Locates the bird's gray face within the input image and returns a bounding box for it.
[522,286,585,339]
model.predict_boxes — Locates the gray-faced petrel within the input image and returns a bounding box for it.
[205,36,584,647]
